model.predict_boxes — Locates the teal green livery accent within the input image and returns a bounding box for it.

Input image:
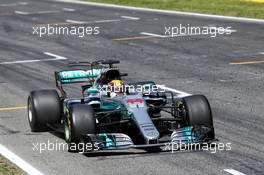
[100,102,120,111]
[97,133,115,147]
[87,89,99,93]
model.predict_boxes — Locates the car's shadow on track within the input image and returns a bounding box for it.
[83,151,142,157]
[82,149,171,159]
[49,130,64,139]
[81,149,202,160]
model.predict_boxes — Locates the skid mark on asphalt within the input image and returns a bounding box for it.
[229,60,264,65]
[0,106,27,111]
[0,124,20,135]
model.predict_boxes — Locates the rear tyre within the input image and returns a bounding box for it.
[64,105,96,152]
[181,95,215,138]
[28,90,61,132]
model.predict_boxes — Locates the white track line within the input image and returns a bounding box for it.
[15,10,60,15]
[14,11,29,15]
[0,144,44,175]
[43,52,67,59]
[121,16,140,20]
[157,85,191,97]
[142,30,234,38]
[54,0,264,24]
[94,19,120,23]
[66,19,120,24]
[19,2,28,5]
[224,169,247,175]
[0,52,67,65]
[62,8,76,12]
[66,19,85,24]
[140,32,168,38]
[141,31,198,38]
[170,33,200,37]
[29,10,60,15]
[0,2,28,7]
[66,16,139,25]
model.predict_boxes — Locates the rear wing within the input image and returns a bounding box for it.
[55,69,102,84]
[55,59,120,97]
[55,69,103,98]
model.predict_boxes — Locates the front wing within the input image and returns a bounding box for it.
[81,126,215,151]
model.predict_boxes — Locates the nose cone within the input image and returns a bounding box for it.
[131,109,160,143]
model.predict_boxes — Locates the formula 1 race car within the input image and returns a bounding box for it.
[27,60,215,153]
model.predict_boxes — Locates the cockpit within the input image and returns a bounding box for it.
[96,69,121,84]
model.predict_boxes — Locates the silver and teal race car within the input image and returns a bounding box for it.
[27,60,215,153]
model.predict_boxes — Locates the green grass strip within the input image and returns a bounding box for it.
[0,156,25,175]
[84,0,264,19]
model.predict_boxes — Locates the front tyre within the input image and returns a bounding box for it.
[64,105,96,152]
[181,95,215,139]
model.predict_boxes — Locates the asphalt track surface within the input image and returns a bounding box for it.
[0,0,264,175]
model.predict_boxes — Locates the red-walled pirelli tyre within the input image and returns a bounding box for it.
[64,105,96,152]
[182,95,215,138]
[27,90,61,132]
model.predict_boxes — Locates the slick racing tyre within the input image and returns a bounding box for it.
[181,95,215,138]
[28,90,61,132]
[64,105,96,152]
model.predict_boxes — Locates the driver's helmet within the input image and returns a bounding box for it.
[108,80,124,97]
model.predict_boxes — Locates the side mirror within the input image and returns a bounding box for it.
[120,73,128,77]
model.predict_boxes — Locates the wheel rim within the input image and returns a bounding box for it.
[28,101,33,123]
[64,118,71,142]
[176,101,188,126]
